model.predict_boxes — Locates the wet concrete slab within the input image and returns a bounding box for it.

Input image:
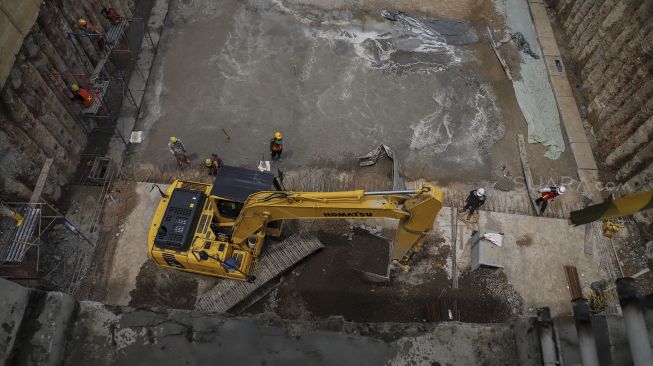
[129,0,577,187]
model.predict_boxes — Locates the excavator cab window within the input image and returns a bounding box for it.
[216,199,244,219]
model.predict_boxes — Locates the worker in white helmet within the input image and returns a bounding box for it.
[168,136,190,167]
[459,188,486,219]
[536,185,565,214]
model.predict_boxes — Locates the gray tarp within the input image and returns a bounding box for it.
[494,0,565,160]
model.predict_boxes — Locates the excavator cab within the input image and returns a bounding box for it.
[148,166,282,280]
[208,166,283,238]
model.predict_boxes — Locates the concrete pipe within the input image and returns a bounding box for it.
[536,307,558,366]
[572,298,600,366]
[617,277,653,366]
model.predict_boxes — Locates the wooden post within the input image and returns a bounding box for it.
[517,134,541,215]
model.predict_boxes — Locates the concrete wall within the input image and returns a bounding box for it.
[2,277,652,366]
[0,0,42,90]
[0,278,534,366]
[0,0,134,201]
[552,0,653,194]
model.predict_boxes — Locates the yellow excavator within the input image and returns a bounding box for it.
[148,165,443,281]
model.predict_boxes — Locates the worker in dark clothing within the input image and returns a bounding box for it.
[70,83,94,108]
[205,154,221,176]
[78,18,105,49]
[459,188,486,219]
[270,132,283,160]
[101,7,122,25]
[536,186,565,214]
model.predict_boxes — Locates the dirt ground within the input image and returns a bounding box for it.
[244,221,523,323]
[280,0,498,21]
[129,260,201,309]
[77,180,138,301]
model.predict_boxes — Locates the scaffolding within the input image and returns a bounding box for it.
[53,15,155,144]
[0,200,92,285]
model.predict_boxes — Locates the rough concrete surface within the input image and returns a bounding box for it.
[129,0,577,186]
[12,292,75,366]
[437,207,601,317]
[63,300,523,366]
[0,279,29,366]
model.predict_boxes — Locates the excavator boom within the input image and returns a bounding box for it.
[231,186,442,263]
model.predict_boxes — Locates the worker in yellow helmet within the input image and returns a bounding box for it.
[602,220,622,238]
[270,132,283,160]
[78,18,105,49]
[168,136,191,167]
[205,153,221,176]
[70,83,95,108]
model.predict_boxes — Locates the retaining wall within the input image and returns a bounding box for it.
[0,0,134,201]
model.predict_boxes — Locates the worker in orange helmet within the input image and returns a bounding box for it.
[101,7,122,25]
[78,18,105,49]
[270,132,283,160]
[70,83,94,108]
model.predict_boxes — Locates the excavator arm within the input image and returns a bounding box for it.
[230,184,443,264]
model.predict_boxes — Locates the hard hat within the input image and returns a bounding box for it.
[70,83,79,92]
[557,186,566,194]
[274,132,282,139]
[475,188,485,197]
[205,158,212,167]
[169,136,177,143]
[78,18,87,26]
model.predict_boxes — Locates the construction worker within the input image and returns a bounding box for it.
[78,18,105,49]
[602,220,622,238]
[270,132,283,160]
[70,83,95,108]
[168,136,191,167]
[536,185,565,214]
[205,153,221,176]
[101,7,122,25]
[459,188,486,219]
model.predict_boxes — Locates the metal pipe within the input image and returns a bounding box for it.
[617,277,653,366]
[364,189,417,196]
[536,307,558,366]
[572,298,600,366]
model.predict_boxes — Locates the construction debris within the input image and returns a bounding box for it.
[358,144,406,190]
[510,32,539,59]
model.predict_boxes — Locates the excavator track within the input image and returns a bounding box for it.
[195,234,324,313]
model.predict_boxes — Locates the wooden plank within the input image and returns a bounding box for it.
[29,158,53,204]
[583,224,593,255]
[517,134,541,215]
[564,265,583,300]
[487,26,513,81]
[451,207,458,289]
